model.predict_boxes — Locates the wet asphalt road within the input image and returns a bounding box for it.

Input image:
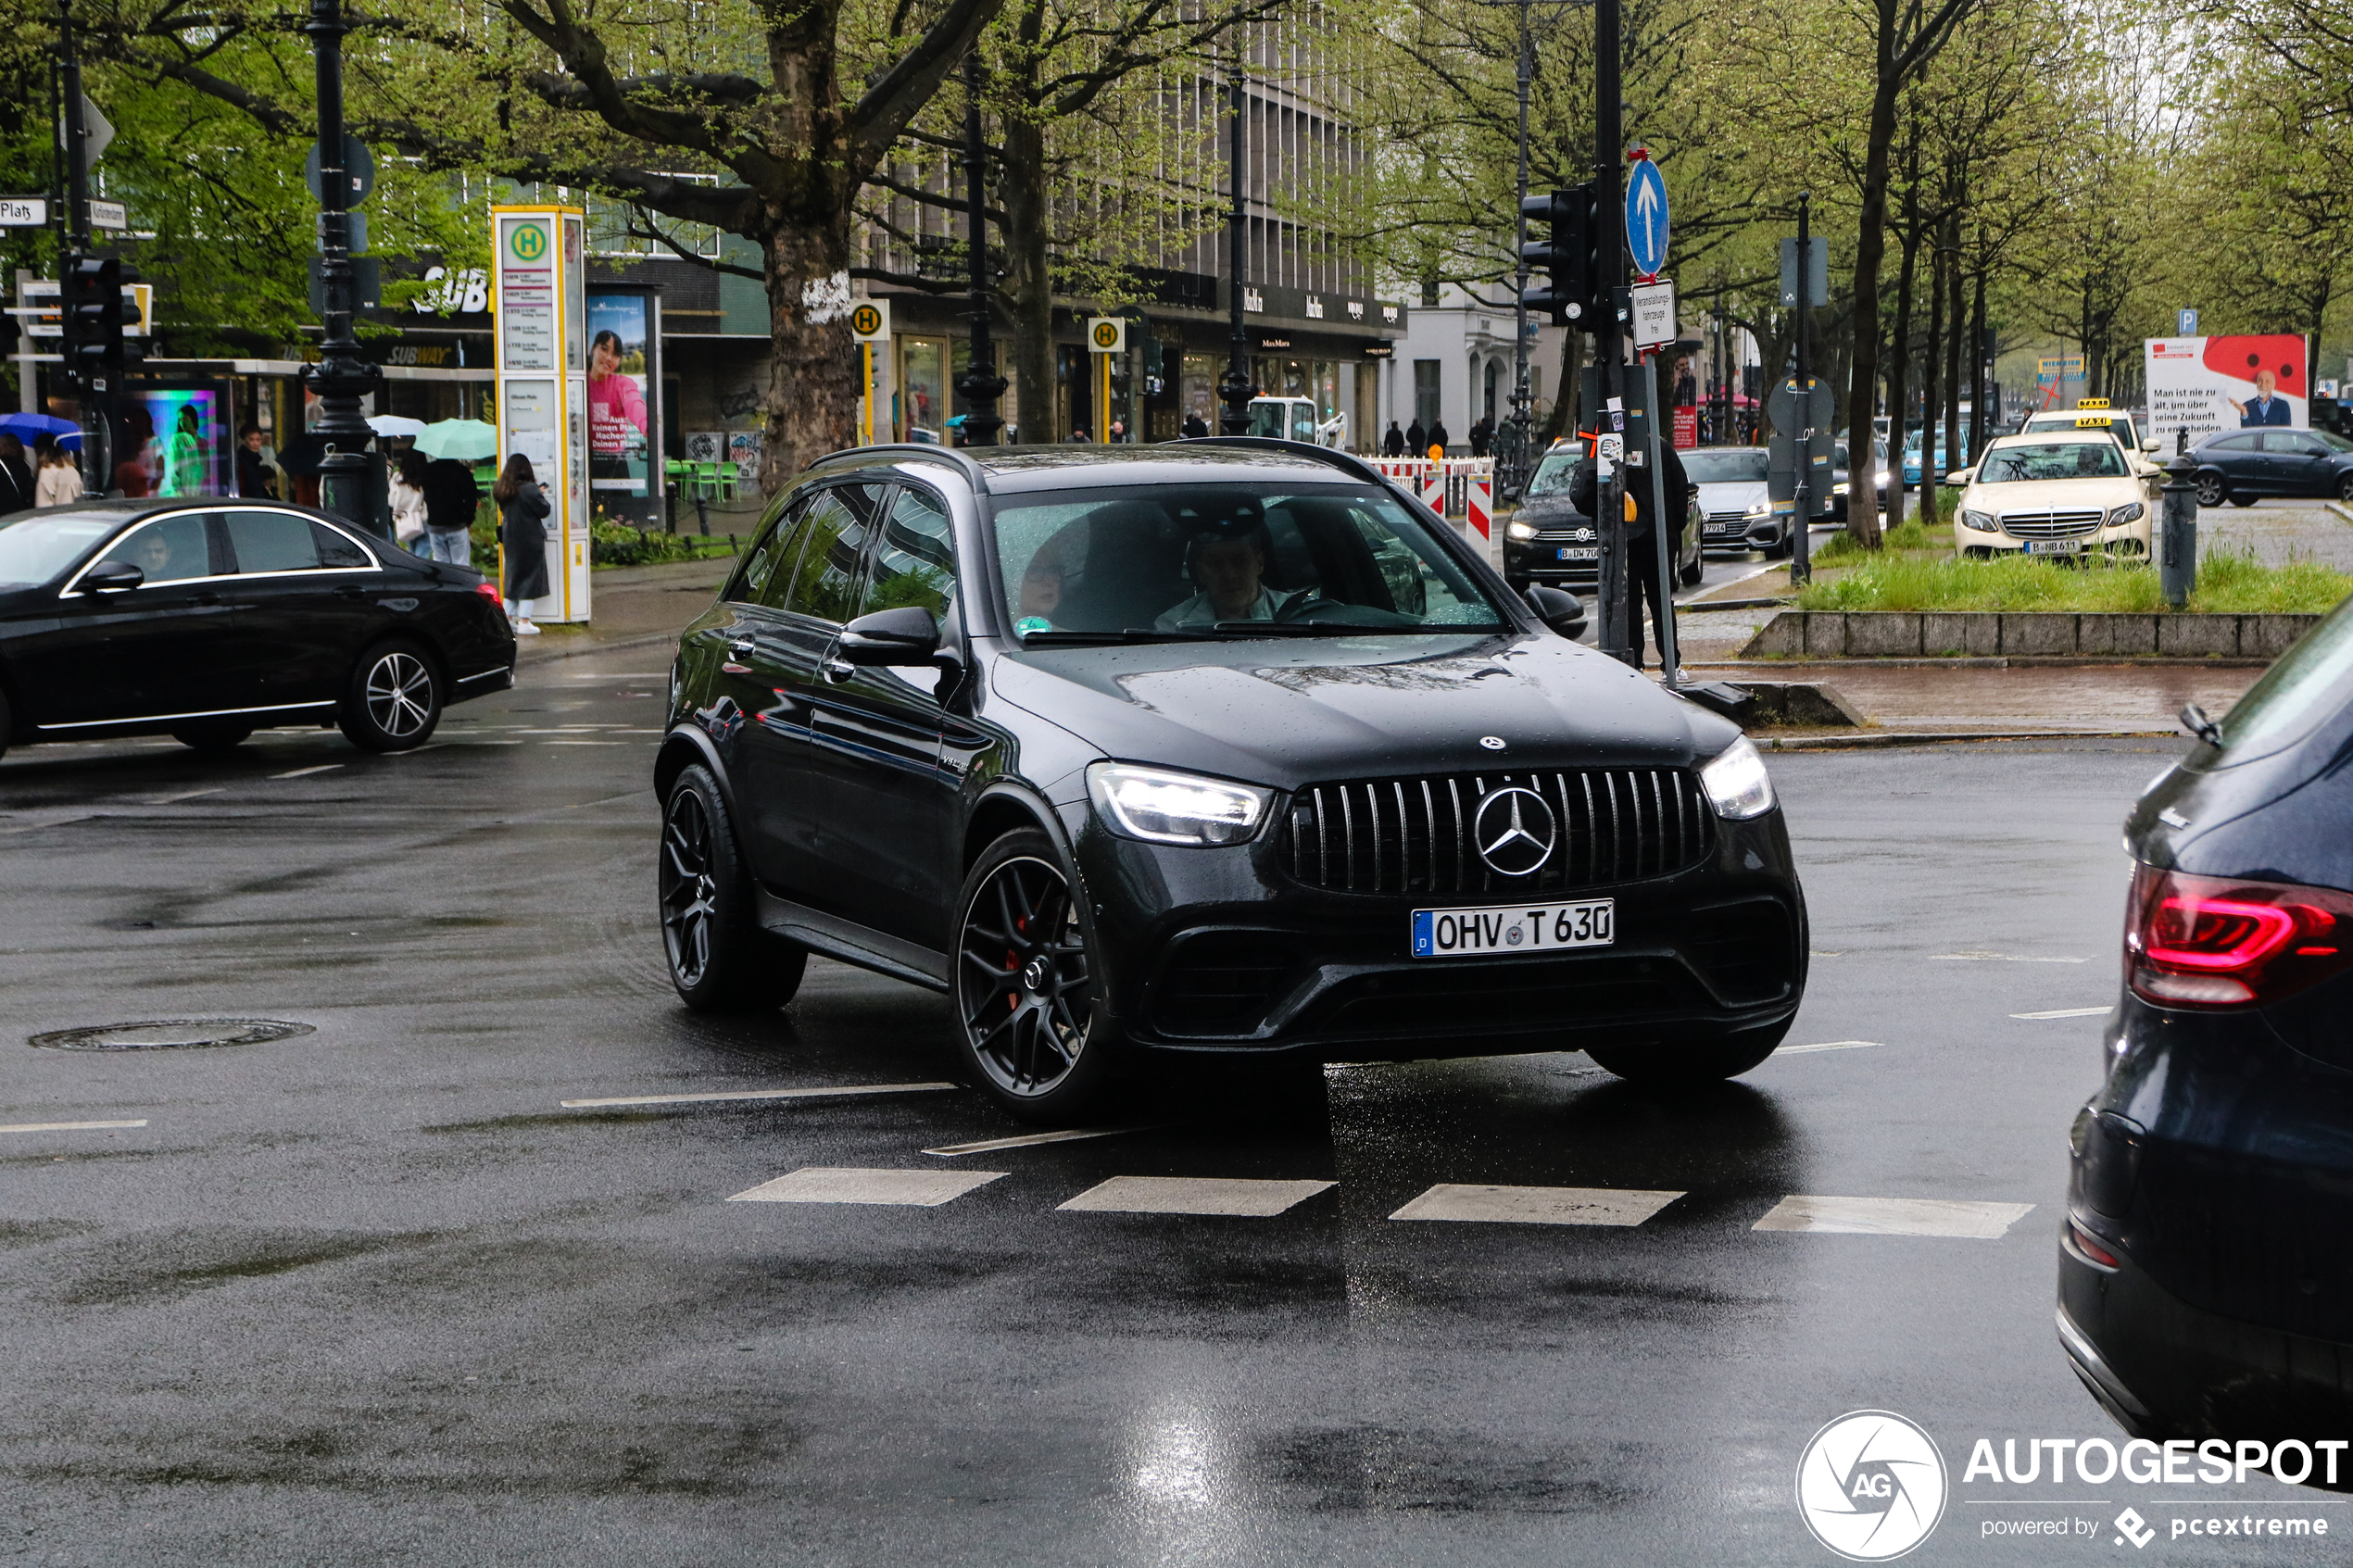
[0,650,2337,1566]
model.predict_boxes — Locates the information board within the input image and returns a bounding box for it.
[492,206,590,622]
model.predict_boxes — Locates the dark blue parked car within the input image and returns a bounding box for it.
[2059,594,2353,1460]
[2191,427,2353,508]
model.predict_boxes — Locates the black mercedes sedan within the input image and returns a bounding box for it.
[2060,592,2353,1455]
[655,440,1807,1120]
[0,499,514,759]
[1503,439,1702,595]
[2191,427,2353,508]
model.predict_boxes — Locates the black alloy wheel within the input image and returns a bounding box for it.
[1587,1019,1790,1085]
[2337,472,2353,503]
[170,723,253,754]
[658,762,804,1011]
[952,829,1113,1121]
[338,642,443,752]
[2195,471,2228,508]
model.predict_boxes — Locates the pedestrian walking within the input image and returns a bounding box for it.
[1181,412,1208,439]
[494,453,550,635]
[237,424,277,497]
[389,450,430,552]
[1381,420,1405,457]
[0,435,33,511]
[1568,433,1688,669]
[421,456,480,567]
[34,441,81,507]
[1428,419,1452,456]
[1468,417,1493,458]
[1404,418,1426,455]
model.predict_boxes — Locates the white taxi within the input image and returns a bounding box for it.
[2019,398,2162,475]
[1946,432,2159,560]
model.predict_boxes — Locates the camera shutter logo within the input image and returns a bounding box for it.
[1794,1411,1947,1562]
[1472,787,1556,877]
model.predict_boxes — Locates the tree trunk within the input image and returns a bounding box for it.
[1968,252,1987,466]
[1918,224,1945,526]
[760,217,859,494]
[1000,112,1055,445]
[1942,213,1964,493]
[1881,196,1921,533]
[1840,64,1905,549]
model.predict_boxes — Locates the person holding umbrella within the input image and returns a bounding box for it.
[494,452,549,634]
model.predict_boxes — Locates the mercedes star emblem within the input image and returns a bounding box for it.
[1479,735,1506,751]
[1473,786,1558,877]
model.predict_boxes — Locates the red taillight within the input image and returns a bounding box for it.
[473,581,501,604]
[2069,1221,2120,1270]
[2125,863,2353,1008]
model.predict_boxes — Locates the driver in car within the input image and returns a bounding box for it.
[1156,519,1283,629]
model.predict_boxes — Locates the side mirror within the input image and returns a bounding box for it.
[81,559,144,594]
[837,605,943,667]
[1525,583,1587,640]
[1943,469,1974,487]
[2143,438,2162,453]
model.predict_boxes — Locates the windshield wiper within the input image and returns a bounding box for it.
[1015,627,1219,646]
[1209,621,1360,636]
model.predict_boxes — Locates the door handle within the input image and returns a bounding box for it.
[728,638,757,655]
[189,592,222,607]
[335,584,369,600]
[824,656,856,683]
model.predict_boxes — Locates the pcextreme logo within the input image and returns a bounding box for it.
[1797,1411,1950,1561]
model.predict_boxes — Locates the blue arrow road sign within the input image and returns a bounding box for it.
[1626,158,1668,279]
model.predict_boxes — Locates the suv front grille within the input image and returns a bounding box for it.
[2001,508,2105,538]
[1282,769,1713,897]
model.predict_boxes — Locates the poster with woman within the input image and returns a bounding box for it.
[140,387,228,496]
[585,292,653,498]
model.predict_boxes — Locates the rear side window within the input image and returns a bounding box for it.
[312,522,371,568]
[98,514,214,583]
[2212,598,2353,764]
[729,498,809,605]
[224,509,321,572]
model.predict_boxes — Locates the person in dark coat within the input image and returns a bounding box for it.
[493,452,550,634]
[1428,420,1451,455]
[1568,434,1690,669]
[236,425,277,497]
[1468,417,1493,458]
[1180,412,1209,439]
[0,434,33,511]
[1381,420,1405,457]
[421,457,481,567]
[1404,419,1426,456]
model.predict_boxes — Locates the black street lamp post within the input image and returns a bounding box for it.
[1216,61,1253,435]
[303,0,384,535]
[953,51,1006,445]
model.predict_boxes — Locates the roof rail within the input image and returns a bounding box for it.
[1174,434,1390,486]
[810,442,993,494]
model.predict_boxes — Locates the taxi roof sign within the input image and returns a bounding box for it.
[2074,415,2115,427]
[2075,397,2111,408]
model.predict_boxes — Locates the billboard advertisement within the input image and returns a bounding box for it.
[585,291,652,496]
[126,386,230,497]
[2144,334,2308,447]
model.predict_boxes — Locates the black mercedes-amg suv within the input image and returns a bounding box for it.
[654,440,1807,1120]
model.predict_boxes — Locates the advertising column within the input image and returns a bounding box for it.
[492,204,590,622]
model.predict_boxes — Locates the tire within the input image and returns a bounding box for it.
[1678,549,1704,586]
[337,641,443,752]
[0,685,10,762]
[170,723,253,754]
[2339,473,2353,504]
[951,827,1115,1123]
[1586,1019,1791,1085]
[2230,494,2259,508]
[2195,472,2226,508]
[658,763,805,1012]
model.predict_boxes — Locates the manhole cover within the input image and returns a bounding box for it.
[29,1019,316,1052]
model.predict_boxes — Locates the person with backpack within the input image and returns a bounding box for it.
[421,456,481,567]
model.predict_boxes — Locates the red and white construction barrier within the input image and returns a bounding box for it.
[1373,458,1497,539]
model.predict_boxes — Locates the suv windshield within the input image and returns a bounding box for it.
[992,483,1506,638]
[1683,450,1769,484]
[0,510,120,586]
[1978,442,2127,482]
[1526,451,1583,495]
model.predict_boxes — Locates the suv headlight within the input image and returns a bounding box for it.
[1087,762,1272,846]
[2105,502,2145,526]
[1699,735,1776,820]
[1960,508,1997,533]
[1507,520,1537,541]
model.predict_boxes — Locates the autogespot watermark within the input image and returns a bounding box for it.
[1797,1413,2349,1557]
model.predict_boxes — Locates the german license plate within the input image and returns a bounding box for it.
[2027,538,2081,554]
[1555,546,1599,560]
[1411,898,1615,959]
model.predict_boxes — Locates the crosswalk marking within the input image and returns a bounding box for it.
[925,1124,1165,1157]
[1779,1040,1881,1055]
[561,1081,957,1109]
[1752,1195,2034,1239]
[0,1119,148,1135]
[1057,1175,1333,1217]
[1389,1184,1684,1227]
[727,1166,1007,1207]
[2012,1007,2111,1020]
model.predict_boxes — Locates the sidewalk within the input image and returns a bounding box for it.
[516,556,736,664]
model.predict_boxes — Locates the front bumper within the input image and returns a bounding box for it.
[1701,515,1782,552]
[1065,801,1807,1059]
[1957,521,2153,559]
[1504,529,1601,585]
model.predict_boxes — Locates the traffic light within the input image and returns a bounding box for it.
[113,262,144,383]
[1520,182,1603,330]
[60,254,132,392]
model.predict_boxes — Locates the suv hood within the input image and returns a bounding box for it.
[989,632,1732,790]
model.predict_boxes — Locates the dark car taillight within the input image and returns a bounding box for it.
[473,582,501,605]
[2125,862,2353,1008]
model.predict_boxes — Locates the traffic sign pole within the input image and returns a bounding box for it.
[1792,192,1814,585]
[1593,0,1628,666]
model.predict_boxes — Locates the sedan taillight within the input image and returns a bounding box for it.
[2125,862,2353,1008]
[473,582,502,605]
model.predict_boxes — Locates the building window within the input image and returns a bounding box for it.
[1419,278,1440,308]
[1414,360,1441,431]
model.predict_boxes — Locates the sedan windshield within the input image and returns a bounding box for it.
[992,483,1507,639]
[0,510,120,586]
[1977,442,2128,482]
[1683,450,1768,485]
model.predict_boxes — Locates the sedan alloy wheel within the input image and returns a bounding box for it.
[338,641,443,752]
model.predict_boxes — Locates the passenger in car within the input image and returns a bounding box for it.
[1155,521,1282,629]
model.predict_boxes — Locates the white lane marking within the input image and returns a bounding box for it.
[151,788,224,805]
[1754,1195,2035,1239]
[270,764,344,780]
[1778,1039,1881,1055]
[1389,1183,1684,1227]
[544,741,625,746]
[0,1119,148,1134]
[925,1124,1166,1157]
[1810,949,1844,957]
[2013,1007,2113,1020]
[565,672,670,679]
[560,1081,958,1109]
[1058,1175,1334,1217]
[0,813,96,835]
[727,1166,1006,1207]
[1931,951,2087,963]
